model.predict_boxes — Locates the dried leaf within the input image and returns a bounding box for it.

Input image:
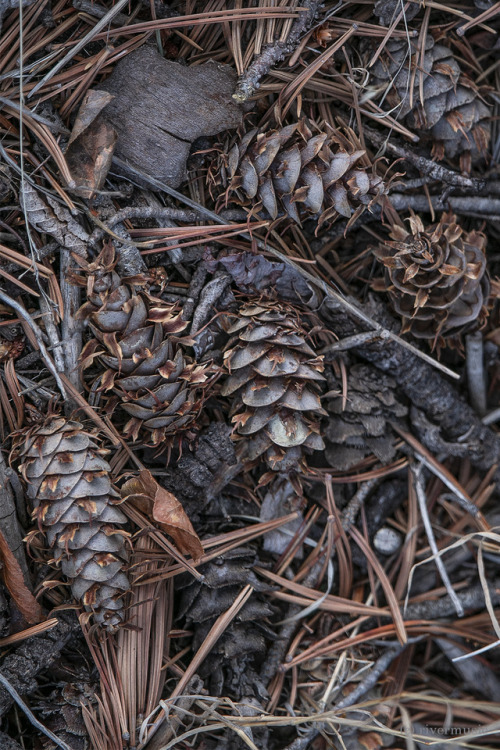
[121,470,203,561]
[66,90,117,199]
[0,528,43,624]
[67,89,115,147]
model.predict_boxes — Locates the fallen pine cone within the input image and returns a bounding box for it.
[13,417,130,631]
[324,363,408,471]
[76,245,212,447]
[219,119,385,227]
[369,34,491,168]
[221,297,326,472]
[374,212,489,343]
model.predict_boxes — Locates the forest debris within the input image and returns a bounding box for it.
[15,417,130,631]
[65,89,116,199]
[160,423,238,510]
[0,615,77,717]
[374,212,489,342]
[121,469,203,561]
[21,182,88,257]
[233,0,323,102]
[0,529,42,624]
[98,46,242,188]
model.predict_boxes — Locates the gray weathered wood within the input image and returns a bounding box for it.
[100,45,242,188]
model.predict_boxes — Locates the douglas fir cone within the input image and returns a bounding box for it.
[221,298,326,472]
[76,247,211,446]
[369,34,491,168]
[15,417,129,631]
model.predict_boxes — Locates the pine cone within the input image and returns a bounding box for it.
[221,298,326,472]
[77,247,211,446]
[14,417,129,631]
[222,119,385,226]
[370,35,491,165]
[374,213,489,341]
[325,364,407,471]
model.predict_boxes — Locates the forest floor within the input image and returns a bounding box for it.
[0,1,500,749]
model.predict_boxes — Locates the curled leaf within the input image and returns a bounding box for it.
[121,470,203,561]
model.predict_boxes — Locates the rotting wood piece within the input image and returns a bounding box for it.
[98,45,243,188]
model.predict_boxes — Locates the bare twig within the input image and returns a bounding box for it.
[410,460,464,618]
[0,290,66,398]
[389,193,500,219]
[365,127,486,191]
[233,0,325,102]
[0,673,72,750]
[60,246,84,395]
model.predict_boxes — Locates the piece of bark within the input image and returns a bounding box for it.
[98,45,242,188]
[0,615,77,717]
[0,732,23,750]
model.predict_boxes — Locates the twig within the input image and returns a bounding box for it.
[403,580,500,621]
[233,0,325,102]
[0,673,72,750]
[282,644,409,750]
[364,127,486,191]
[39,296,66,374]
[341,478,380,530]
[389,193,500,218]
[410,460,464,618]
[466,332,487,417]
[72,0,132,26]
[60,246,84,395]
[0,290,66,398]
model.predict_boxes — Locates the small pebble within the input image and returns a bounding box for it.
[373,526,402,556]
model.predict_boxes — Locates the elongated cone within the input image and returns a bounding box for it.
[224,119,385,227]
[14,417,129,631]
[375,212,489,342]
[76,246,210,446]
[221,299,326,471]
[370,35,491,166]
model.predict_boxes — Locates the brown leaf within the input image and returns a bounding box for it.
[0,529,43,624]
[121,470,203,561]
[66,90,117,199]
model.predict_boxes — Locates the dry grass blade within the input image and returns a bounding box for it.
[255,567,389,617]
[348,526,407,644]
